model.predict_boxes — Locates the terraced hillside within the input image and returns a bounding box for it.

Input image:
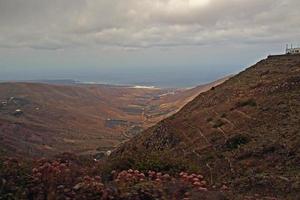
[113,55,300,199]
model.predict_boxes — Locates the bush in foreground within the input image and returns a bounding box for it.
[0,155,231,200]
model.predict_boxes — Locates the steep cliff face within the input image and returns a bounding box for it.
[113,55,300,198]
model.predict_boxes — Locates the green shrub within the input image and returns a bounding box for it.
[221,113,227,118]
[212,119,225,128]
[206,117,213,122]
[235,99,257,108]
[225,134,250,150]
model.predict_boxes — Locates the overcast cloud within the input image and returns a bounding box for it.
[1,0,299,50]
[0,0,300,86]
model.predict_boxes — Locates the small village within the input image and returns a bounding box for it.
[0,97,24,117]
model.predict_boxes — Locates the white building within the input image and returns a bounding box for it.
[286,44,300,54]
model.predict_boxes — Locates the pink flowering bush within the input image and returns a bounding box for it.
[3,154,276,200]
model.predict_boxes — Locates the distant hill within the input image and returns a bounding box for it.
[0,79,226,158]
[112,55,300,199]
[0,79,79,85]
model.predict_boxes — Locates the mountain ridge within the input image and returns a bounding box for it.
[112,54,300,199]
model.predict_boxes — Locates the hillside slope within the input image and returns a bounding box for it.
[113,55,300,199]
[0,80,226,157]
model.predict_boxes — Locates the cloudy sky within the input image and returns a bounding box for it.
[0,0,300,87]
